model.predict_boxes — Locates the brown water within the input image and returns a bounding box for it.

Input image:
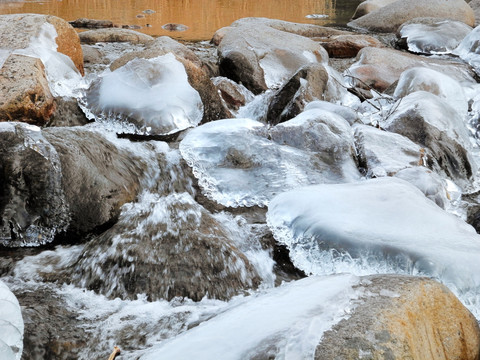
[0,0,361,41]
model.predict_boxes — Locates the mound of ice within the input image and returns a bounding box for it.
[180,118,359,207]
[454,26,480,75]
[0,281,23,360]
[140,274,359,360]
[83,54,203,135]
[399,20,472,55]
[267,177,480,313]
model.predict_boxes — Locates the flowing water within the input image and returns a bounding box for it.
[0,0,362,40]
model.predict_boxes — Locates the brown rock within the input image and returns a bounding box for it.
[79,28,154,44]
[316,275,480,360]
[319,34,384,58]
[69,17,114,29]
[0,54,55,124]
[212,77,254,112]
[0,14,84,75]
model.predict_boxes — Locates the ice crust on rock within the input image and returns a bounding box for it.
[0,281,23,360]
[83,54,204,135]
[454,25,480,75]
[180,117,360,208]
[398,20,472,55]
[267,177,480,316]
[140,274,360,360]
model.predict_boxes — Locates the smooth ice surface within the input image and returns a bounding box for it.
[83,54,203,135]
[267,177,480,316]
[180,118,358,207]
[399,20,472,55]
[454,25,480,75]
[0,281,23,360]
[140,274,359,360]
[394,67,468,116]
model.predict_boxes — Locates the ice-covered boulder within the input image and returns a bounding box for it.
[71,192,261,301]
[216,19,328,94]
[180,117,360,208]
[304,100,359,126]
[84,54,204,135]
[140,274,360,360]
[397,18,472,55]
[454,25,480,75]
[317,275,480,360]
[347,47,476,92]
[0,122,69,247]
[354,124,426,178]
[348,0,474,33]
[266,177,480,302]
[0,281,24,360]
[383,91,475,186]
[393,67,468,116]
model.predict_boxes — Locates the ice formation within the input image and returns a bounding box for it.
[0,281,23,360]
[180,117,359,207]
[454,26,480,75]
[399,20,472,55]
[267,177,480,316]
[140,274,359,360]
[83,54,203,135]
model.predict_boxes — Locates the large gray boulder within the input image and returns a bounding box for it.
[351,0,398,19]
[70,192,261,301]
[347,47,476,92]
[349,0,475,33]
[316,275,480,360]
[216,18,329,94]
[383,91,475,187]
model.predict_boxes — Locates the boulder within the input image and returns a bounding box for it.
[216,19,329,94]
[71,192,260,301]
[0,14,84,75]
[109,39,232,124]
[347,47,476,92]
[349,0,475,33]
[46,97,90,127]
[0,55,55,125]
[354,124,427,178]
[453,25,480,75]
[393,67,468,116]
[78,28,154,44]
[383,91,475,187]
[470,0,480,26]
[211,76,254,112]
[351,0,398,19]
[319,34,384,58]
[316,275,480,360]
[397,18,472,55]
[69,18,115,29]
[0,122,69,247]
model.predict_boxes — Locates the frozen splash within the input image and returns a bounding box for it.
[0,281,23,360]
[82,54,204,135]
[267,177,480,317]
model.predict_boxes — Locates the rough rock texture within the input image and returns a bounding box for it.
[316,275,480,360]
[71,192,261,301]
[42,128,146,236]
[79,28,154,44]
[0,13,84,75]
[266,63,329,124]
[109,40,232,123]
[0,123,69,247]
[383,91,475,187]
[69,17,115,29]
[348,47,476,92]
[216,18,329,94]
[351,0,398,19]
[349,0,475,33]
[212,76,254,112]
[0,55,55,125]
[319,34,384,58]
[47,97,90,127]
[354,124,426,178]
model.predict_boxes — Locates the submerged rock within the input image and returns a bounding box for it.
[71,192,261,301]
[349,0,474,33]
[397,18,472,55]
[316,275,480,360]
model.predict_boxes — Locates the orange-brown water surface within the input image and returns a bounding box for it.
[0,0,361,41]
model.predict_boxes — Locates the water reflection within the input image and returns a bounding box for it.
[0,0,360,40]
